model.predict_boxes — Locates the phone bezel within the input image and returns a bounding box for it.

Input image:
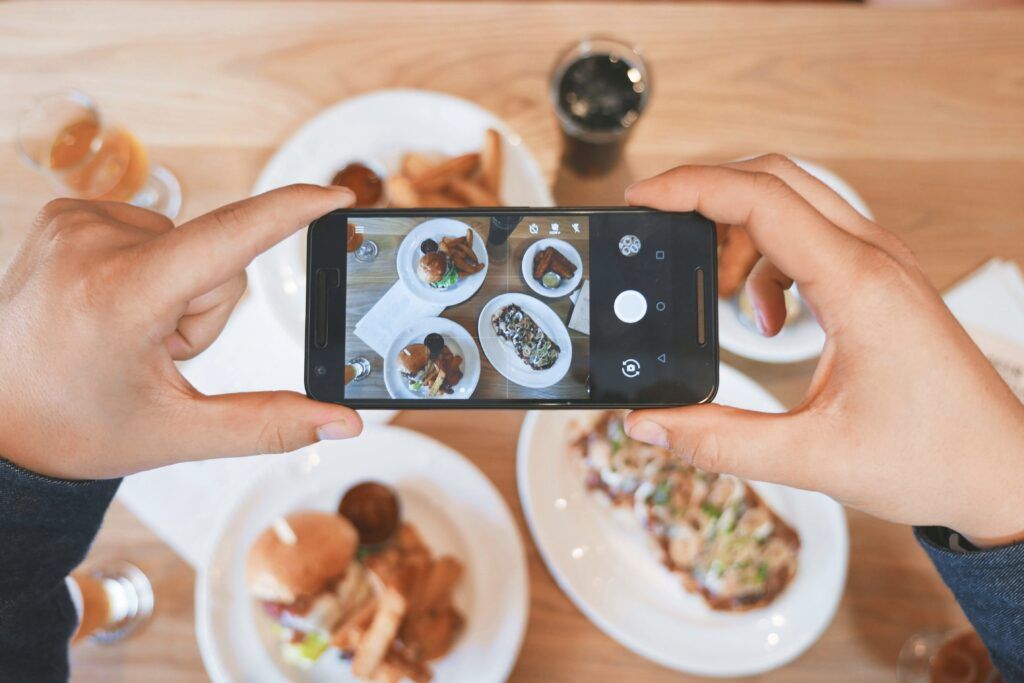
[305,207,718,409]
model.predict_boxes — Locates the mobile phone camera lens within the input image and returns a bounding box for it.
[315,365,327,377]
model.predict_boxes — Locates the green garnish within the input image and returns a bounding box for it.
[701,503,722,519]
[430,263,459,289]
[650,480,672,506]
[755,562,769,585]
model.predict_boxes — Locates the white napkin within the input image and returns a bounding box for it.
[568,280,591,335]
[354,281,445,356]
[944,258,1024,401]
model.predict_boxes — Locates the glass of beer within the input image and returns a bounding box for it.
[16,90,182,218]
[897,628,1002,683]
[550,37,651,177]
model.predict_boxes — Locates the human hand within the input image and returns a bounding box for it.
[0,185,362,480]
[624,156,1024,546]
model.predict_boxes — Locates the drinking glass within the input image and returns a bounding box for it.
[17,90,182,218]
[550,37,651,177]
[69,561,154,644]
[898,628,1002,683]
[344,357,372,384]
[347,221,378,262]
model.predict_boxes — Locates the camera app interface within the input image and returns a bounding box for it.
[343,214,591,400]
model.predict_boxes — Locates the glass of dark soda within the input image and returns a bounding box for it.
[550,37,651,177]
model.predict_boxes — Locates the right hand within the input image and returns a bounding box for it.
[624,155,1024,546]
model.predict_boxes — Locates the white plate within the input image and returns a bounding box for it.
[520,238,584,298]
[383,317,481,400]
[395,219,489,305]
[248,88,555,347]
[196,427,529,683]
[517,364,848,677]
[477,293,572,389]
[718,157,873,363]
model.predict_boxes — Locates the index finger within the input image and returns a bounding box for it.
[626,165,867,290]
[148,184,354,301]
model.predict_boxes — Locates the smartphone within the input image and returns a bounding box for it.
[306,207,717,409]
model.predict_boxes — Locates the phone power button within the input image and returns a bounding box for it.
[614,290,647,324]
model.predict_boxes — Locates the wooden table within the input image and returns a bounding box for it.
[1,1,1022,681]
[344,215,591,400]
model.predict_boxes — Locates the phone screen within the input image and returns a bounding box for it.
[307,208,717,408]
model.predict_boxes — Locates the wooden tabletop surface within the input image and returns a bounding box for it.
[1,1,1023,681]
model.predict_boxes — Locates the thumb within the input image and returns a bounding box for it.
[625,405,817,488]
[181,391,362,458]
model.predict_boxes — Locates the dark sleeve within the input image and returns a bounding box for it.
[0,457,121,683]
[915,526,1024,681]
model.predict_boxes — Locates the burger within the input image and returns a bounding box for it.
[417,251,458,289]
[247,511,373,668]
[398,343,431,391]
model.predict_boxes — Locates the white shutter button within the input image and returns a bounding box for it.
[614,290,647,324]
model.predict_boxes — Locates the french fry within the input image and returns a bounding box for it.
[401,152,435,180]
[412,557,463,614]
[331,596,378,652]
[352,587,407,678]
[388,175,421,208]
[480,128,502,196]
[463,227,473,247]
[447,176,500,207]
[411,153,480,193]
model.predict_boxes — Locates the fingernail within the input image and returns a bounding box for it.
[627,420,669,449]
[316,419,354,441]
[755,309,769,336]
[324,185,356,204]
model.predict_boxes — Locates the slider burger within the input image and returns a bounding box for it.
[398,343,431,391]
[247,511,373,668]
[418,251,458,290]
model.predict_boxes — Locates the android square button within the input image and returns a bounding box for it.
[614,289,647,324]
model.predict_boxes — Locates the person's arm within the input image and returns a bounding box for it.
[0,459,119,682]
[0,185,363,679]
[623,155,1024,676]
[915,527,1024,680]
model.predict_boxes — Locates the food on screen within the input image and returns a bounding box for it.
[491,304,562,371]
[416,230,484,290]
[398,333,465,397]
[568,412,800,611]
[247,484,464,681]
[532,245,578,290]
[388,129,503,209]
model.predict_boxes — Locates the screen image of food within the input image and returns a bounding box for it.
[344,215,590,400]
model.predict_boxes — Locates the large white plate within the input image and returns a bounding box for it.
[520,238,584,299]
[395,219,489,305]
[383,317,481,400]
[248,88,554,347]
[477,293,572,389]
[517,364,848,677]
[196,428,529,683]
[718,157,873,363]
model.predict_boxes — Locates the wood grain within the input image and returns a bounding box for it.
[0,1,1019,681]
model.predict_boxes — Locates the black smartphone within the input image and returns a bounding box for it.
[306,207,717,409]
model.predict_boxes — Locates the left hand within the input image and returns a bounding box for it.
[0,185,362,479]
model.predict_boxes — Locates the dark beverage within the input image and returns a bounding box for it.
[552,39,650,176]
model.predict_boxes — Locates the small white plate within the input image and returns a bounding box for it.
[520,238,584,298]
[383,317,480,400]
[196,427,529,683]
[718,157,873,363]
[396,219,488,305]
[248,88,554,347]
[517,364,848,677]
[477,293,572,389]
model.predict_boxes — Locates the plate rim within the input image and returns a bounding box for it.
[195,425,530,683]
[515,365,849,677]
